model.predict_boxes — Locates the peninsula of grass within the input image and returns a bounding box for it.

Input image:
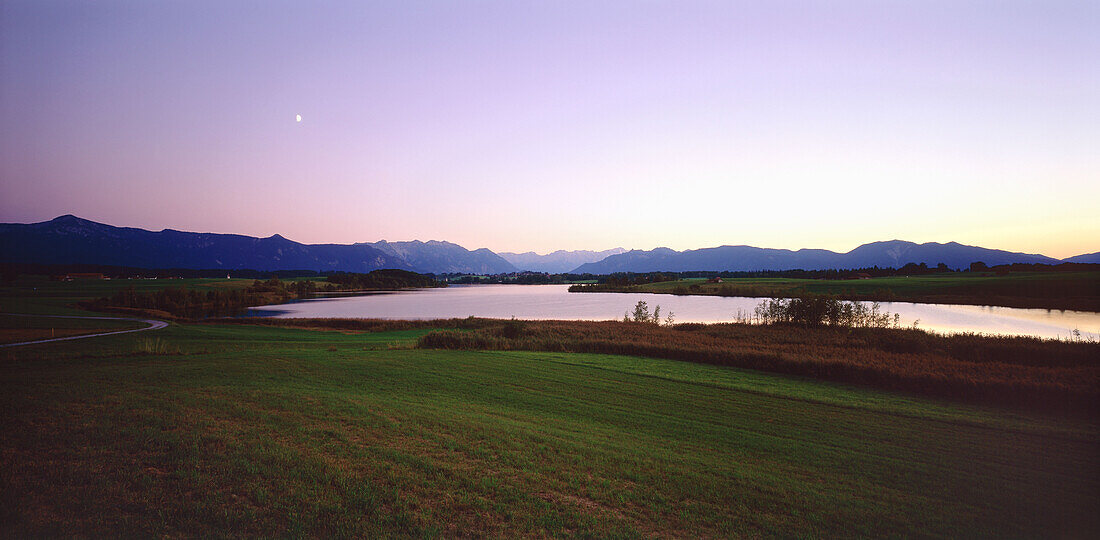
[2,322,1097,537]
[571,271,1100,311]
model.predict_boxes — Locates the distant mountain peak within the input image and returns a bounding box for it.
[0,216,514,274]
[572,239,1063,274]
[497,247,629,273]
[851,239,913,249]
[1064,251,1100,263]
[48,214,97,226]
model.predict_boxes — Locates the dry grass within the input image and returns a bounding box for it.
[417,320,1100,415]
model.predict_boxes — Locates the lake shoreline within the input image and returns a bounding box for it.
[240,284,1100,341]
[569,286,1100,312]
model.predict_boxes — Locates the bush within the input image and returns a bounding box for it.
[752,295,898,328]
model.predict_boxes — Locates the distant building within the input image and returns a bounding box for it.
[706,277,723,283]
[59,272,108,281]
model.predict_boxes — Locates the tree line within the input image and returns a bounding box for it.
[81,278,316,319]
[81,270,442,319]
[568,261,1098,285]
[325,269,443,289]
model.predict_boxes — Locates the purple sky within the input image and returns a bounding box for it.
[2,1,1097,258]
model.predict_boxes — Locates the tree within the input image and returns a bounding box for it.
[631,300,651,323]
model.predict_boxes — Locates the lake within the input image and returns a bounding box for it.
[244,284,1100,340]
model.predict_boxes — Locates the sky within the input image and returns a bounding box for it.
[1,1,1097,258]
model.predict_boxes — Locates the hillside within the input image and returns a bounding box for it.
[1064,252,1100,264]
[366,240,515,274]
[2,216,1089,275]
[0,216,513,274]
[572,240,1062,274]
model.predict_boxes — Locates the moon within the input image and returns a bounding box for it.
[295,114,302,123]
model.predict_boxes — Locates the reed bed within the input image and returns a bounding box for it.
[415,319,1100,415]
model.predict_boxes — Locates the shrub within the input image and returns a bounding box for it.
[753,295,898,328]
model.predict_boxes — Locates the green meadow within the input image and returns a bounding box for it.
[0,276,261,316]
[0,313,144,344]
[2,320,1096,537]
[1,278,1097,536]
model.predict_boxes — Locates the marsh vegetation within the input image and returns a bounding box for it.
[416,316,1099,414]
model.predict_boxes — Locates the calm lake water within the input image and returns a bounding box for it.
[245,284,1100,340]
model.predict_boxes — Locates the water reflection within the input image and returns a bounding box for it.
[245,284,1100,340]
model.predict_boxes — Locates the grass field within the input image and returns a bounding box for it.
[0,277,183,342]
[577,272,1100,311]
[2,321,1097,537]
[0,276,264,316]
[1,279,1097,536]
[0,314,146,344]
[415,319,1100,415]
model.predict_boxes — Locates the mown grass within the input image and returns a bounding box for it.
[417,319,1100,415]
[1,322,1097,537]
[582,272,1100,311]
[0,314,146,344]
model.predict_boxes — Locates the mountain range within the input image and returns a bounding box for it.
[498,248,627,273]
[0,216,1094,274]
[364,240,514,274]
[572,241,1064,274]
[1063,252,1100,264]
[0,215,514,274]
